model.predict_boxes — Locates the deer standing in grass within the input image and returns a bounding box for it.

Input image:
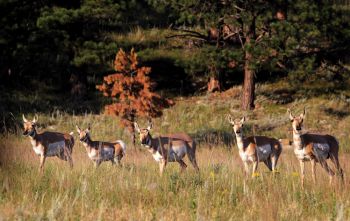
[228,115,282,177]
[22,114,74,172]
[134,122,199,175]
[76,125,126,167]
[288,108,343,186]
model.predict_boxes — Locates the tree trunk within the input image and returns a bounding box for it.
[207,76,221,93]
[241,50,255,110]
[128,115,136,149]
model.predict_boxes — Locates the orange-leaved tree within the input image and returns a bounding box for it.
[96,48,174,145]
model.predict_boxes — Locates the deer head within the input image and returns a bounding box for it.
[228,115,245,137]
[288,108,305,134]
[134,121,153,146]
[76,124,91,142]
[22,114,38,137]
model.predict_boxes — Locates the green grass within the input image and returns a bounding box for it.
[1,83,350,220]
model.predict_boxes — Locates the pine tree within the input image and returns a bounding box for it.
[97,48,174,145]
[150,0,350,110]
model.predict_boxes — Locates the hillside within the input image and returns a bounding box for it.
[1,81,350,220]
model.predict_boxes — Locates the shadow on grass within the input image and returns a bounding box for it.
[191,129,235,149]
[259,88,296,105]
[0,88,108,134]
[322,107,350,119]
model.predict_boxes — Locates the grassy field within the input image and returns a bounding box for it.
[1,83,350,220]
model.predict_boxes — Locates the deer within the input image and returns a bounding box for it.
[227,115,282,177]
[134,121,199,175]
[22,114,74,172]
[288,108,343,186]
[76,125,126,167]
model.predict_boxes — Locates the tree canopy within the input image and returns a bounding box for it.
[0,0,349,116]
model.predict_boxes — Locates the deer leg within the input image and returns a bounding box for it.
[39,155,46,173]
[299,160,305,188]
[319,159,335,185]
[271,154,280,173]
[66,148,73,169]
[263,158,272,171]
[177,159,187,173]
[62,145,73,169]
[159,159,167,176]
[252,161,259,177]
[243,161,250,177]
[311,159,316,184]
[187,152,200,172]
[94,160,101,168]
[115,154,123,167]
[329,154,344,183]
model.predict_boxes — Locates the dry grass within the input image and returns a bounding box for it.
[1,85,350,220]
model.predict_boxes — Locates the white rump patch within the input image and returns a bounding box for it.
[47,141,65,157]
[257,144,272,161]
[313,143,330,160]
[152,151,163,162]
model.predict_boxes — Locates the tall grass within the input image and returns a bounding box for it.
[1,86,350,220]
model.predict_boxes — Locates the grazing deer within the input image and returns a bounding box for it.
[228,115,282,177]
[76,125,126,167]
[288,108,343,186]
[22,114,74,172]
[134,122,199,175]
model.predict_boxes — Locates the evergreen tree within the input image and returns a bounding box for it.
[150,0,350,110]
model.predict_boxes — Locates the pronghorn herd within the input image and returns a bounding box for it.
[22,108,344,187]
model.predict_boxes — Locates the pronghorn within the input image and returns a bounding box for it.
[288,108,343,186]
[228,115,282,177]
[134,122,199,175]
[22,114,74,172]
[76,125,126,167]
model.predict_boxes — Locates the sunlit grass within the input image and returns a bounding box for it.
[1,86,350,220]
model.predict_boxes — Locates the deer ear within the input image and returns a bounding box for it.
[134,122,140,133]
[240,116,245,124]
[227,114,235,125]
[32,114,38,123]
[147,121,153,130]
[287,109,294,121]
[76,125,81,133]
[22,114,28,123]
[300,108,306,119]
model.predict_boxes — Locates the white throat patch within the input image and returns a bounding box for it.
[152,151,163,162]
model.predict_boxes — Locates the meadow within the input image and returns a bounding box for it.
[1,83,350,220]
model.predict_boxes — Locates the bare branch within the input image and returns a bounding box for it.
[238,33,244,49]
[233,5,244,11]
[166,34,208,41]
[223,32,239,40]
[276,61,286,69]
[171,28,207,38]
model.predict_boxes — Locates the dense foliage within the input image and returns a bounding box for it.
[0,0,349,114]
[97,48,173,144]
[150,0,350,109]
